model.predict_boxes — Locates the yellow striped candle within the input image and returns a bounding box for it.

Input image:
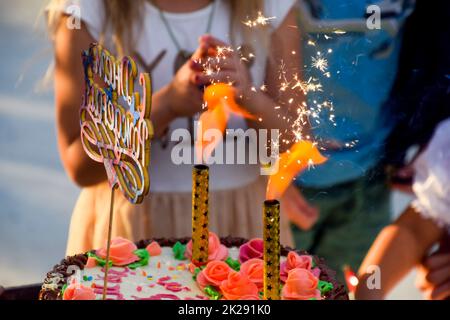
[263,199,281,300]
[192,165,209,266]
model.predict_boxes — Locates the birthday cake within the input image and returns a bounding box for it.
[39,233,348,300]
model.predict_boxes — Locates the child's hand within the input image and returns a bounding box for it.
[416,253,450,300]
[281,184,319,230]
[195,35,253,100]
[166,44,209,118]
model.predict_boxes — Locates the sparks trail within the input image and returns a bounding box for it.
[243,11,276,28]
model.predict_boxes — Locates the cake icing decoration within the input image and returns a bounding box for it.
[196,260,231,290]
[173,242,187,260]
[311,267,321,278]
[280,251,313,282]
[87,251,113,268]
[146,241,162,256]
[238,238,263,263]
[96,237,140,266]
[318,280,334,295]
[63,279,96,300]
[281,268,321,300]
[239,258,264,290]
[85,257,97,269]
[219,271,260,300]
[127,249,150,269]
[204,286,222,300]
[185,232,228,262]
[225,257,241,271]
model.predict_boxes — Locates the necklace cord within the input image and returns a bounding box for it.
[156,1,216,52]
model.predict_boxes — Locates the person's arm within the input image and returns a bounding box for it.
[54,18,107,186]
[246,7,304,142]
[356,206,444,299]
[54,17,206,187]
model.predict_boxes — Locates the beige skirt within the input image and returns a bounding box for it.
[66,176,293,256]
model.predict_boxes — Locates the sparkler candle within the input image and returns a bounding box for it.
[191,165,210,266]
[263,199,281,300]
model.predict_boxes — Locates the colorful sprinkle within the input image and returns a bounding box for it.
[136,286,143,292]
[83,275,92,281]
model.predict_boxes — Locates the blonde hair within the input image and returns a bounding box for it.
[47,0,270,57]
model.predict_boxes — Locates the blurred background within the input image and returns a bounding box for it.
[0,0,420,299]
[0,0,78,286]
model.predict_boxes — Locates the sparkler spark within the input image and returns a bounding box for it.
[195,26,340,190]
[243,11,276,27]
[312,55,328,72]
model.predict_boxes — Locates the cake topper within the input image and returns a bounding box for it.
[81,43,153,203]
[80,43,153,299]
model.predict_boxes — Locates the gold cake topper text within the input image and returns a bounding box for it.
[80,43,153,204]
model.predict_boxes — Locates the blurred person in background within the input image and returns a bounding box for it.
[283,0,415,282]
[356,118,450,300]
[357,0,450,299]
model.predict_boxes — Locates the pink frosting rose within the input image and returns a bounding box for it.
[196,261,231,290]
[280,251,313,282]
[63,280,96,300]
[85,257,97,269]
[96,237,139,266]
[185,232,228,262]
[146,241,162,256]
[220,271,259,300]
[281,268,321,300]
[238,238,263,263]
[311,267,321,278]
[239,258,264,290]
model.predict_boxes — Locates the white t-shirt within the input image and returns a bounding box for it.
[412,118,450,230]
[53,0,295,192]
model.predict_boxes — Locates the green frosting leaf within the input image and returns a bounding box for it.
[192,267,202,281]
[318,280,333,295]
[204,286,222,300]
[86,249,149,269]
[173,242,187,260]
[128,249,150,270]
[225,257,241,271]
[60,283,68,296]
[87,251,112,268]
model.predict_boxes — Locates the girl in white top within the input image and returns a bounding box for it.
[47,0,301,255]
[356,118,450,300]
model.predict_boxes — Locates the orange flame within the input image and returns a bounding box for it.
[196,83,256,162]
[266,140,327,200]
